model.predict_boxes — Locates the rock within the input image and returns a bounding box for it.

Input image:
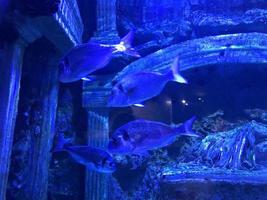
[190,9,267,37]
[117,16,193,57]
[193,121,267,169]
[191,0,267,11]
[244,108,267,122]
[255,141,267,166]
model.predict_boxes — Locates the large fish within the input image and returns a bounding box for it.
[108,57,187,107]
[54,134,116,173]
[108,117,200,155]
[59,31,140,83]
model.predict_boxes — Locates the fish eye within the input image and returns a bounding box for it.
[112,137,118,143]
[122,131,130,141]
[64,58,70,66]
[118,84,124,92]
[111,80,118,86]
[102,158,108,166]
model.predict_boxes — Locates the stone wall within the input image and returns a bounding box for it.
[117,0,187,26]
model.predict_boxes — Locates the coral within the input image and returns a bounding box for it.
[196,123,257,169]
[194,110,239,135]
[190,8,267,36]
[244,108,267,122]
[111,111,267,199]
[111,149,172,200]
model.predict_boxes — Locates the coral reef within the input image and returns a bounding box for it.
[110,110,267,199]
[190,9,267,36]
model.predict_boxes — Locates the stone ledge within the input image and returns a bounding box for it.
[161,163,267,185]
[190,9,267,37]
[13,0,83,52]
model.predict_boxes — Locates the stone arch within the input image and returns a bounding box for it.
[112,33,267,83]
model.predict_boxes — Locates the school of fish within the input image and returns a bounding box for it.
[55,30,200,173]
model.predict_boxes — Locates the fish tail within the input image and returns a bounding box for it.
[179,116,201,137]
[53,132,71,152]
[115,30,141,57]
[168,57,188,84]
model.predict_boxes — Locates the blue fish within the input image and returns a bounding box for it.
[59,31,140,83]
[108,57,187,107]
[108,117,200,155]
[54,134,116,173]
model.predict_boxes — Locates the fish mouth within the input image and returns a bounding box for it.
[106,100,113,107]
[107,144,116,154]
[110,164,117,172]
[107,95,114,107]
[103,167,116,173]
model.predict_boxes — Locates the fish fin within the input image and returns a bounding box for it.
[121,30,134,47]
[130,163,139,170]
[159,136,178,147]
[180,116,202,137]
[115,31,141,57]
[81,76,96,82]
[133,103,145,107]
[124,48,141,58]
[132,149,150,157]
[53,132,72,152]
[168,57,188,84]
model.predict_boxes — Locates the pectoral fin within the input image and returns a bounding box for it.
[133,103,145,107]
[81,76,96,82]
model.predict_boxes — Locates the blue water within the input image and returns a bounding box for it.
[1,1,267,200]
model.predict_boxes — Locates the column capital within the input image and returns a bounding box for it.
[91,30,120,44]
[92,0,120,44]
[12,12,42,44]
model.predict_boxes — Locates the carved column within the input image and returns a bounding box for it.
[0,40,26,200]
[83,79,112,200]
[93,0,119,43]
[5,39,60,200]
[23,54,59,200]
[0,0,82,199]
[85,108,110,200]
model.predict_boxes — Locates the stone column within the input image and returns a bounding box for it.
[23,55,59,200]
[5,39,60,200]
[93,0,120,43]
[0,39,26,200]
[85,108,110,200]
[83,80,111,200]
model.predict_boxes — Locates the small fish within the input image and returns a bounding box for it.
[108,116,200,155]
[59,31,140,83]
[54,133,116,173]
[108,57,187,107]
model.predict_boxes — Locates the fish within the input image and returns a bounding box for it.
[59,31,140,83]
[108,116,200,155]
[108,57,187,107]
[54,133,116,173]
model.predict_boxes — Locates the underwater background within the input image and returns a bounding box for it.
[1,0,267,200]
